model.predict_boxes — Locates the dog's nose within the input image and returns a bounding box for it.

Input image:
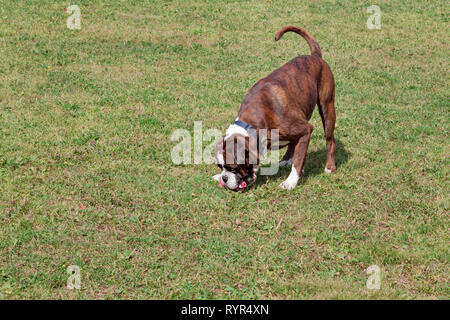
[222,175,228,183]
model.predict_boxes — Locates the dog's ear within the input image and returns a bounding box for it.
[221,133,259,167]
[234,134,247,165]
[233,134,259,169]
[246,134,259,167]
[215,136,225,165]
[244,135,259,177]
[221,133,242,165]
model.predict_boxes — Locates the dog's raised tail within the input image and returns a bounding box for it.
[274,26,322,58]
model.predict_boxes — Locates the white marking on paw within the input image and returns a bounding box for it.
[324,167,332,174]
[279,180,296,190]
[279,166,299,190]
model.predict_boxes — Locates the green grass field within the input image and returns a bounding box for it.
[0,0,448,299]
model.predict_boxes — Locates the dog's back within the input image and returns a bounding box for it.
[239,26,333,126]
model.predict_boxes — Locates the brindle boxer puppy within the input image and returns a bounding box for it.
[214,26,336,191]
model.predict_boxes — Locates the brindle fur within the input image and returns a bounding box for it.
[218,26,336,189]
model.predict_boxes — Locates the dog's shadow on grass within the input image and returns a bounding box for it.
[254,138,350,187]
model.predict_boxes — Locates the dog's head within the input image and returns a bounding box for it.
[215,133,259,191]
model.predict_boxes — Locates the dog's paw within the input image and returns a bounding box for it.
[279,159,293,167]
[212,174,221,181]
[279,179,297,190]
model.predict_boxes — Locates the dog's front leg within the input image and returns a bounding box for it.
[279,124,313,190]
[279,143,295,167]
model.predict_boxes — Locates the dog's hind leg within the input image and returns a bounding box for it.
[317,63,336,173]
